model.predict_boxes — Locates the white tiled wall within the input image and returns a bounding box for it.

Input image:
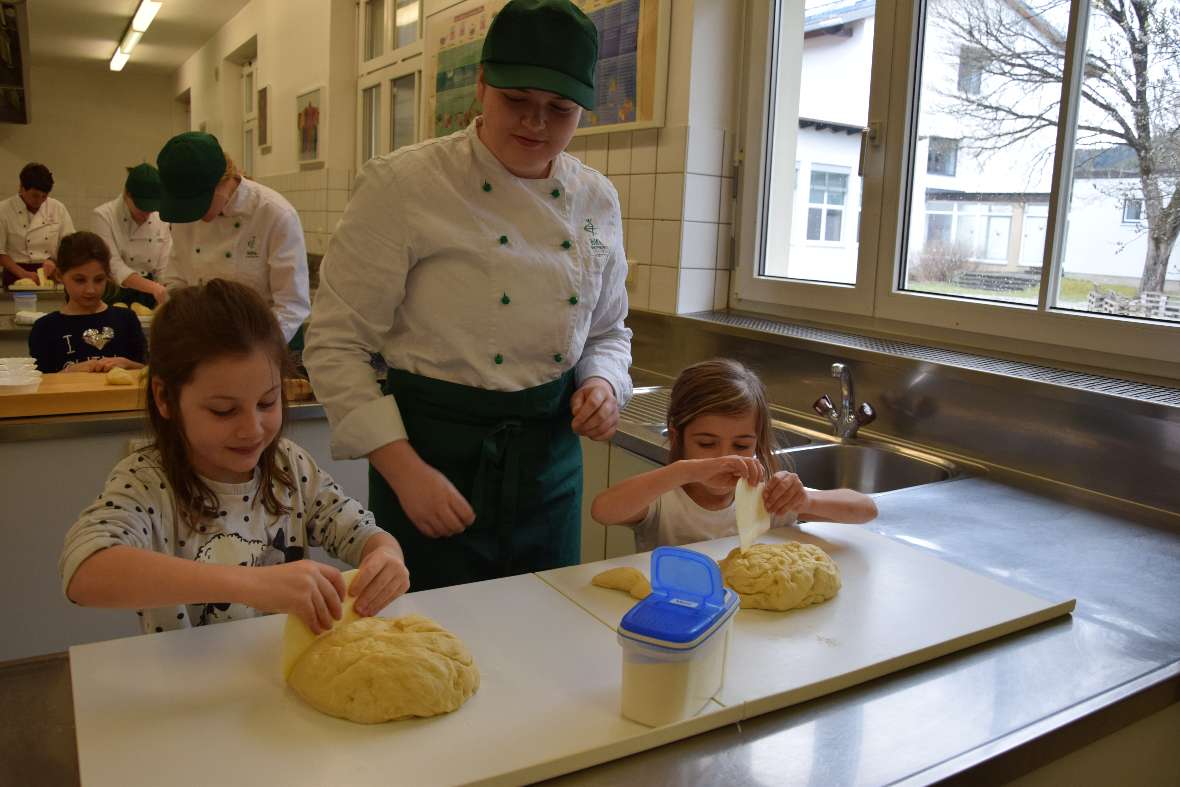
[569,124,736,315]
[255,167,353,257]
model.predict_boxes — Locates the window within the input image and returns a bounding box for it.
[957,46,988,95]
[806,169,848,242]
[242,125,254,177]
[395,0,420,49]
[390,72,416,152]
[737,1,1178,378]
[364,0,385,61]
[1122,198,1144,223]
[927,137,958,176]
[361,85,381,163]
[739,4,875,291]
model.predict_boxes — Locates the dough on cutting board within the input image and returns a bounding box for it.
[592,566,651,600]
[105,367,146,386]
[719,542,840,611]
[287,614,480,724]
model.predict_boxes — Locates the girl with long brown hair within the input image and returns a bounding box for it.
[591,359,876,551]
[60,279,408,635]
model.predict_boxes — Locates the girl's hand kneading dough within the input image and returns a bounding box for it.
[351,543,412,616]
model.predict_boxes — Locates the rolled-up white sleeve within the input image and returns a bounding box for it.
[93,207,134,286]
[576,188,633,408]
[266,207,311,342]
[304,160,414,460]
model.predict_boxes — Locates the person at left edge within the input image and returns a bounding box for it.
[92,163,172,308]
[155,132,309,343]
[0,162,75,287]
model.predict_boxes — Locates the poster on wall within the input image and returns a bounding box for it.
[296,87,322,164]
[0,2,29,124]
[422,0,668,139]
[257,85,270,148]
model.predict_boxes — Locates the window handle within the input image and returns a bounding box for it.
[858,122,880,177]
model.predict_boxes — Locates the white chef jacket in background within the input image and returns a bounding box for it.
[305,120,633,460]
[162,178,310,342]
[92,196,173,286]
[0,194,75,262]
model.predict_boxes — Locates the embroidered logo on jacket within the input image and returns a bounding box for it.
[584,218,609,261]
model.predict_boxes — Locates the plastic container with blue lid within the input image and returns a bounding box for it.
[617,547,739,726]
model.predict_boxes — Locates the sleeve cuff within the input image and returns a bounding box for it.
[329,394,408,460]
[576,362,634,409]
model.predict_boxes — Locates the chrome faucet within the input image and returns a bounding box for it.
[813,362,876,438]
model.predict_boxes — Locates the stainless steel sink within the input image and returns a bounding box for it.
[777,443,958,494]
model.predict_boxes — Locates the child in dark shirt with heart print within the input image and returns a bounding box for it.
[27,231,146,373]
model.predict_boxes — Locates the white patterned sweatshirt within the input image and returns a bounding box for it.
[60,438,383,634]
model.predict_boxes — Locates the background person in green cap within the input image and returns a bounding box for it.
[304,0,632,591]
[92,164,173,308]
[156,132,309,343]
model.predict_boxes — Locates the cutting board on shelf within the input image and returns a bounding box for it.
[0,372,145,418]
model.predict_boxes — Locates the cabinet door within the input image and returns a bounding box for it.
[580,438,609,564]
[604,446,661,558]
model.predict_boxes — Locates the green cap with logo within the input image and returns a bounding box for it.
[481,0,598,109]
[156,132,226,223]
[124,163,162,213]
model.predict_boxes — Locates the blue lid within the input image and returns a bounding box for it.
[618,547,737,645]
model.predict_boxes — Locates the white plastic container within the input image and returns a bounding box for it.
[616,547,739,727]
[11,291,36,312]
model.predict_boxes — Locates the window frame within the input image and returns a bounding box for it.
[1122,197,1144,224]
[733,0,1180,378]
[926,135,958,176]
[804,165,850,245]
[358,0,423,76]
[356,57,421,172]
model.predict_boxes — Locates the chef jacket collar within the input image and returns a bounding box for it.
[468,117,573,196]
[219,177,255,219]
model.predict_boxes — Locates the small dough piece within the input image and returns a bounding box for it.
[112,302,130,309]
[130,302,153,316]
[281,568,361,679]
[735,478,772,552]
[288,614,480,724]
[8,278,36,290]
[283,377,314,401]
[720,542,840,611]
[105,367,148,385]
[592,566,651,600]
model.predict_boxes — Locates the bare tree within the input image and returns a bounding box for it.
[936,0,1180,293]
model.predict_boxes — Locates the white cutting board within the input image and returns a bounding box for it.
[70,574,739,787]
[537,524,1075,713]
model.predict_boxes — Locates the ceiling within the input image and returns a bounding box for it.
[21,0,252,73]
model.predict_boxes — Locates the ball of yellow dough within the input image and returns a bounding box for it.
[287,614,480,724]
[720,542,841,611]
[591,566,651,600]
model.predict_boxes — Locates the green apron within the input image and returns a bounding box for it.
[369,369,582,591]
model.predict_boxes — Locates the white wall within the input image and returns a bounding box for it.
[174,0,356,178]
[1063,178,1180,283]
[0,63,175,229]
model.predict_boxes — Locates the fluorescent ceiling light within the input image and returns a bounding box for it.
[120,28,143,54]
[110,50,130,71]
[131,1,162,33]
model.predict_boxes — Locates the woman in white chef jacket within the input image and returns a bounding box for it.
[155,132,309,343]
[0,162,75,287]
[92,164,172,307]
[304,0,632,591]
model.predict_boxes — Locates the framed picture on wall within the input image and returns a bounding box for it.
[296,86,323,165]
[257,84,270,149]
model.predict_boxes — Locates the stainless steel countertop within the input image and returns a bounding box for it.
[3,379,1178,786]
